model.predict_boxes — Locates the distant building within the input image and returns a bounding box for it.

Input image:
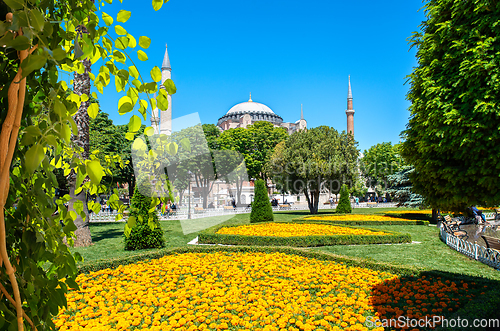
[217,94,307,134]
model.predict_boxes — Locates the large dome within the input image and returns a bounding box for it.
[217,94,283,127]
[226,101,275,115]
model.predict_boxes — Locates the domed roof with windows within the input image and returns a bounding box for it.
[217,93,283,127]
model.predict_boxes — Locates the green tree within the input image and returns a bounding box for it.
[250,179,274,223]
[218,121,288,180]
[0,0,172,328]
[361,142,404,191]
[402,0,500,213]
[387,166,426,208]
[336,184,352,214]
[268,126,359,214]
[124,185,165,251]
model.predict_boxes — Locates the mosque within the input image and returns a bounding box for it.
[150,44,356,206]
[151,44,355,136]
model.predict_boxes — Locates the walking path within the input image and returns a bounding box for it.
[90,202,399,223]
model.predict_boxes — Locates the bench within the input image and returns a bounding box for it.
[481,235,500,251]
[280,204,291,210]
[194,207,203,213]
[224,206,234,210]
[367,202,377,207]
[442,222,468,239]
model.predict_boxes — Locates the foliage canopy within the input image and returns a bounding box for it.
[402,0,500,211]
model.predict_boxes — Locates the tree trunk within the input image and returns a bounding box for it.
[432,208,439,224]
[69,52,92,247]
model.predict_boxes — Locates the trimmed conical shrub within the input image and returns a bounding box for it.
[336,184,352,214]
[250,179,274,223]
[124,185,165,250]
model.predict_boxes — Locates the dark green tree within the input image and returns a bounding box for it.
[218,121,288,180]
[124,184,165,251]
[361,142,405,190]
[387,166,426,208]
[267,126,359,214]
[336,184,352,214]
[250,179,274,223]
[402,0,500,212]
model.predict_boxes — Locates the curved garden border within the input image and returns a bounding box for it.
[292,214,429,226]
[197,222,411,247]
[440,225,500,270]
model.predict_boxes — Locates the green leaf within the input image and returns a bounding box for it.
[3,0,24,10]
[127,216,136,228]
[126,34,137,48]
[163,79,176,94]
[102,12,114,25]
[115,36,129,50]
[25,144,45,173]
[139,36,151,49]
[52,47,67,61]
[9,35,31,51]
[86,160,104,185]
[137,50,148,61]
[152,0,163,11]
[168,142,178,156]
[88,103,99,119]
[128,115,141,132]
[117,10,131,23]
[180,138,191,152]
[114,25,127,36]
[125,132,136,140]
[144,127,155,136]
[118,96,133,114]
[129,66,139,79]
[150,66,162,82]
[92,202,101,214]
[29,9,45,32]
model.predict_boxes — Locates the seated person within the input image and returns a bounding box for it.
[471,206,486,224]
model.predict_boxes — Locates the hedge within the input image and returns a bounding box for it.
[292,215,429,226]
[197,222,411,247]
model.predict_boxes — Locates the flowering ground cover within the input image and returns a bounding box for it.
[55,251,484,331]
[303,214,429,225]
[215,222,390,237]
[199,222,410,247]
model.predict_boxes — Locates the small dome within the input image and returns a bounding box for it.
[226,101,275,115]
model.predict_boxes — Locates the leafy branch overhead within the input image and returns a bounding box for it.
[0,0,174,329]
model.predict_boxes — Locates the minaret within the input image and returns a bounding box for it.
[346,75,354,136]
[159,44,172,135]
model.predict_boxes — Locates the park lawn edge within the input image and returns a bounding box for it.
[293,214,430,225]
[76,245,500,326]
[197,221,411,247]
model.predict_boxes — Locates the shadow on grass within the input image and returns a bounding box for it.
[369,270,500,330]
[274,209,338,216]
[92,229,123,243]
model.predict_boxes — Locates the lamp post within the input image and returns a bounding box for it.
[188,173,192,219]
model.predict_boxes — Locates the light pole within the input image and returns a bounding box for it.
[188,173,192,219]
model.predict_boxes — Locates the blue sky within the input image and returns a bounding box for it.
[88,0,427,153]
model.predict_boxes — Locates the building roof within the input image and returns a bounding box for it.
[226,95,275,115]
[162,44,171,70]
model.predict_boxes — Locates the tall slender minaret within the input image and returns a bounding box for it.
[159,44,172,135]
[346,75,354,136]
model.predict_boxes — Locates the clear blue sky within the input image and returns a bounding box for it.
[87,0,427,153]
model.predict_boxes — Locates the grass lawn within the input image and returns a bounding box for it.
[73,207,500,281]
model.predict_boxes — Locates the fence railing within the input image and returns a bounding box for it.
[89,202,399,222]
[440,226,500,270]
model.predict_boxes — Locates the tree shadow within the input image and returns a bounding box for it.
[368,270,500,330]
[274,209,338,216]
[91,229,124,243]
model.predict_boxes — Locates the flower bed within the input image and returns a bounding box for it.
[199,222,411,247]
[216,222,390,237]
[301,214,429,225]
[54,250,489,331]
